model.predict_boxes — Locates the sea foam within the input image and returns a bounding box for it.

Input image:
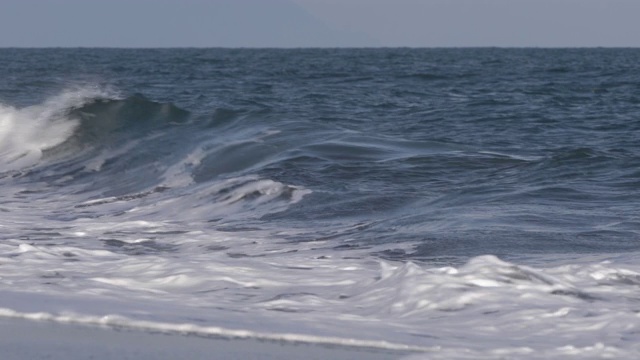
[0,87,113,172]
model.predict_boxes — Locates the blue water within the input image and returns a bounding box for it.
[1,48,640,358]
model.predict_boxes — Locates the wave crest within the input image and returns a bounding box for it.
[0,87,114,172]
[67,93,190,144]
[0,88,191,173]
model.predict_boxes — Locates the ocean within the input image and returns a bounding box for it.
[1,48,640,358]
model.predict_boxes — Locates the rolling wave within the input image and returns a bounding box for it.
[0,89,191,174]
[62,93,190,145]
[0,89,89,171]
[1,88,312,227]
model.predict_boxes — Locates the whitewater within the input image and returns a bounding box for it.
[1,48,640,359]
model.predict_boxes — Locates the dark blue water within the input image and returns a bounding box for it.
[4,48,639,262]
[2,48,640,356]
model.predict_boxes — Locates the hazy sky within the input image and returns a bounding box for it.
[0,0,639,47]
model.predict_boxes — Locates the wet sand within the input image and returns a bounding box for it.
[0,317,413,360]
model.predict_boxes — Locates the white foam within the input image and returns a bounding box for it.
[0,87,116,171]
[2,228,640,358]
[114,175,313,222]
[159,145,207,187]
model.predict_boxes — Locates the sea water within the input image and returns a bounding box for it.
[1,48,640,358]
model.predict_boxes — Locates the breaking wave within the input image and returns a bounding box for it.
[0,89,91,171]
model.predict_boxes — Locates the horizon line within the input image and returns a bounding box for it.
[2,46,640,50]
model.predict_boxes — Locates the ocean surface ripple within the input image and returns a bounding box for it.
[1,48,640,358]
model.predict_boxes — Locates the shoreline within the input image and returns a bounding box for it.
[0,317,414,360]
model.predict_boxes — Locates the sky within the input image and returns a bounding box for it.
[0,0,639,47]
